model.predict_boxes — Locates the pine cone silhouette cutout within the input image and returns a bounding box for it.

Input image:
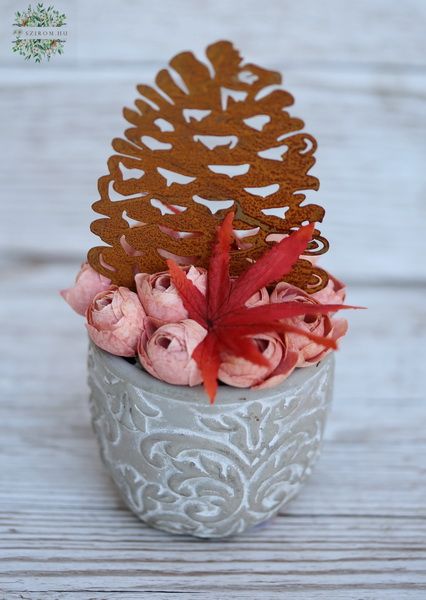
[88,40,329,292]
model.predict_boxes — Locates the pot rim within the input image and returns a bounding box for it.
[89,341,333,406]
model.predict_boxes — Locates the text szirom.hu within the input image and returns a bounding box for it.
[13,27,67,39]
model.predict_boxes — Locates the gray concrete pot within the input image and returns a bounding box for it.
[87,341,334,538]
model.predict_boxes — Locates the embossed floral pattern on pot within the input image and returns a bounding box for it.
[88,341,334,538]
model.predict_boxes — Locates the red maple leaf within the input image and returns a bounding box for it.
[167,213,355,402]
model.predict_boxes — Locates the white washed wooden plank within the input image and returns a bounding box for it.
[0,263,425,595]
[1,512,426,587]
[3,594,426,600]
[1,264,425,401]
[1,0,426,67]
[1,418,424,518]
[1,1,425,595]
[1,527,425,593]
[1,66,425,282]
[1,433,424,520]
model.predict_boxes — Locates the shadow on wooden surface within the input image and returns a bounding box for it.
[1,0,425,597]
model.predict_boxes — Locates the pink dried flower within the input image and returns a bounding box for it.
[218,333,298,389]
[245,287,269,307]
[312,271,346,306]
[271,282,348,367]
[138,318,206,386]
[86,286,145,356]
[61,262,111,316]
[135,266,207,322]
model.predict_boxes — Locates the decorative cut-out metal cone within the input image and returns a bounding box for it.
[88,40,329,293]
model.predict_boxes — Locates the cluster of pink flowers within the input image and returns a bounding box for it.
[61,263,348,390]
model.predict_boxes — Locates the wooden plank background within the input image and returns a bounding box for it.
[0,0,425,598]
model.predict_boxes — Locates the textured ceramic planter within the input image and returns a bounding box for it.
[87,341,334,538]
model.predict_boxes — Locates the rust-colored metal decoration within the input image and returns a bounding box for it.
[88,40,329,292]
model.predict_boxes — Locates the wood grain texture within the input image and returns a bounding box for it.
[1,0,425,597]
[0,264,425,597]
[1,65,425,283]
[1,265,424,403]
[1,0,426,67]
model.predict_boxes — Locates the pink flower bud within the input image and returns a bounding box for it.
[135,266,207,322]
[138,318,207,386]
[245,286,269,307]
[86,286,145,357]
[271,282,348,367]
[61,262,111,316]
[312,271,346,306]
[218,333,296,388]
